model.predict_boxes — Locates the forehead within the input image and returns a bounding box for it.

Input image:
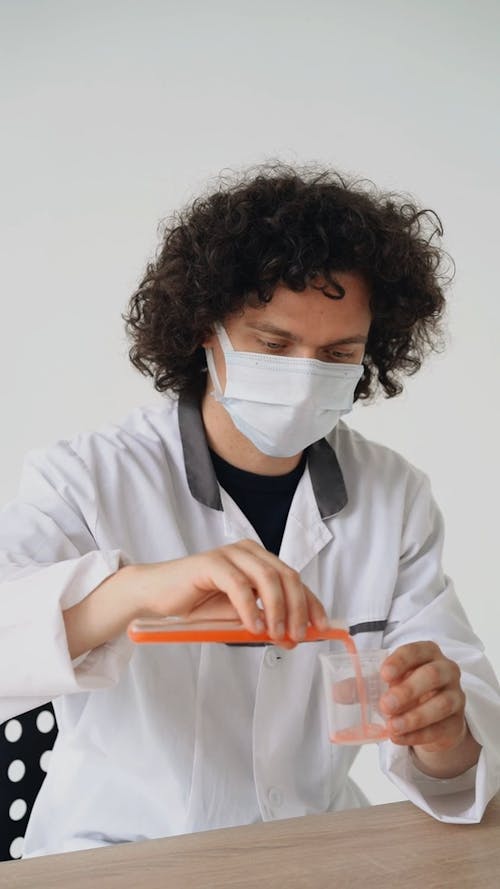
[238,273,372,334]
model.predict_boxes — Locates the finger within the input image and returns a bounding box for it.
[275,638,298,651]
[232,541,309,641]
[235,540,328,640]
[387,687,466,737]
[224,545,288,640]
[381,641,443,682]
[271,568,309,642]
[266,573,328,642]
[388,714,467,751]
[380,658,461,716]
[204,556,266,634]
[304,586,330,633]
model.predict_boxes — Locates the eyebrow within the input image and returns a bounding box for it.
[244,321,368,347]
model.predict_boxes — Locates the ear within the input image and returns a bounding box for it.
[202,333,217,349]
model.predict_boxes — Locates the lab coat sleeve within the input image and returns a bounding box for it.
[0,441,134,724]
[378,473,500,823]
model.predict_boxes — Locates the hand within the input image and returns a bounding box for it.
[379,641,468,754]
[136,538,329,646]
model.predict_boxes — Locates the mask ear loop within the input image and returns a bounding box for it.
[204,348,223,399]
[204,323,232,399]
[214,323,234,352]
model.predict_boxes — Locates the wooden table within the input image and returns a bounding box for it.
[1,795,499,888]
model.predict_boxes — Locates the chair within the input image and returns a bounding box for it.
[0,704,58,860]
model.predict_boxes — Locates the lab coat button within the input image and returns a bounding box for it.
[268,787,283,808]
[265,648,282,668]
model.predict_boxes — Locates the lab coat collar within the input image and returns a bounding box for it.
[177,390,348,519]
[178,390,223,511]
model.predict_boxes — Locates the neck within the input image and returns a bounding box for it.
[201,388,303,476]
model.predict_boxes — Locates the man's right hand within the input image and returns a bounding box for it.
[63,539,330,659]
[136,538,329,643]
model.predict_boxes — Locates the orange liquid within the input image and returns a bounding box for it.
[330,724,390,744]
[331,632,382,744]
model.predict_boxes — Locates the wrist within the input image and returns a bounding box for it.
[63,563,155,661]
[410,725,481,779]
[118,563,162,619]
[122,561,187,619]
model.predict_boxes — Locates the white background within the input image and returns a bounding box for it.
[1,0,498,806]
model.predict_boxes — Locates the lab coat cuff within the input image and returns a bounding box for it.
[378,737,494,824]
[0,550,133,722]
[406,746,478,793]
[62,550,135,687]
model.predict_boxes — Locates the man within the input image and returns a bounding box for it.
[1,165,499,857]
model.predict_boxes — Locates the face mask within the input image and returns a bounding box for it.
[204,324,364,457]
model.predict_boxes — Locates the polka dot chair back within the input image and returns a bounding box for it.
[0,704,57,860]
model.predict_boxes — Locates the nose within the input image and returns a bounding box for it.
[293,347,318,360]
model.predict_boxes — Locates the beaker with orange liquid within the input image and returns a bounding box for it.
[319,649,390,744]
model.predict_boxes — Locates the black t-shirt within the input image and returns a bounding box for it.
[209,448,307,556]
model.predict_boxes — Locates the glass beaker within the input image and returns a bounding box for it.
[319,648,390,744]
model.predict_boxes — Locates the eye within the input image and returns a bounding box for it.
[258,339,287,351]
[328,351,356,361]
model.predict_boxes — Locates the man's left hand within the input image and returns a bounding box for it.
[380,641,468,754]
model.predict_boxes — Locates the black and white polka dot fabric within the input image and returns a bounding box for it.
[0,704,57,861]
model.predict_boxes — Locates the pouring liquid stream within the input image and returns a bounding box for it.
[330,630,389,744]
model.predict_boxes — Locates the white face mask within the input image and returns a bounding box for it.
[205,324,364,457]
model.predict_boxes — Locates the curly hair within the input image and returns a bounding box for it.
[124,163,453,401]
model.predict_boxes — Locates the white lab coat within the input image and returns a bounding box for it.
[0,393,499,858]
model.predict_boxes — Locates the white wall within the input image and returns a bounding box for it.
[1,0,498,806]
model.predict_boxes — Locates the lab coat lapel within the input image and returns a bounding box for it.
[278,468,333,573]
[218,467,333,572]
[219,487,263,545]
